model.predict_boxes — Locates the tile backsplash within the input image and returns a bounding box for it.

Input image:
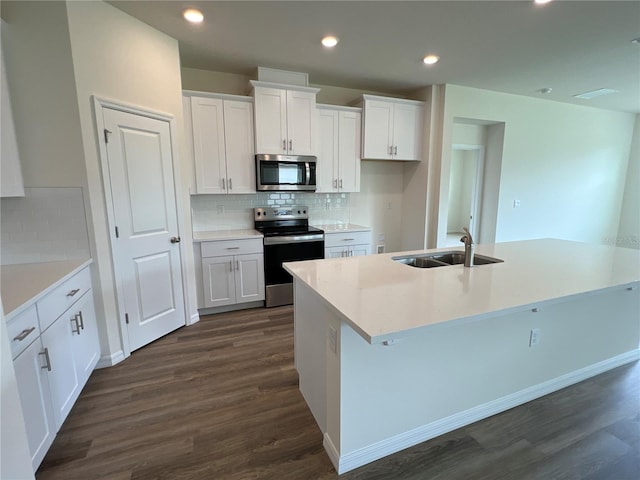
[191,192,351,231]
[1,187,90,265]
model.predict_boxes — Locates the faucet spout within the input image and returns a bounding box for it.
[460,227,475,267]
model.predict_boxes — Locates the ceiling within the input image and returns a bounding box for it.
[109,1,640,113]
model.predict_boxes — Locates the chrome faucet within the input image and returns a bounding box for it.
[460,227,474,267]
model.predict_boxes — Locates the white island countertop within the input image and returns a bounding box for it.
[1,258,92,318]
[284,239,640,344]
[313,223,371,233]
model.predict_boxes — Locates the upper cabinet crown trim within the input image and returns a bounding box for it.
[249,80,320,95]
[317,104,362,113]
[361,94,425,106]
[182,90,253,103]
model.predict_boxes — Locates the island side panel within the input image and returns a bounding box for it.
[337,285,639,468]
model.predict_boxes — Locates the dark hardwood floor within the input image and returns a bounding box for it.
[37,306,639,480]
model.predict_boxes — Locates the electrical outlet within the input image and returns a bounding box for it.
[513,199,521,208]
[529,328,541,347]
[377,245,385,254]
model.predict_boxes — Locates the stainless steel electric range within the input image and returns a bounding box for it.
[254,206,324,307]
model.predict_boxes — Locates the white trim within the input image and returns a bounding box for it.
[323,433,341,472]
[361,94,425,106]
[249,80,320,94]
[187,312,200,326]
[182,90,252,102]
[334,349,640,474]
[95,350,126,368]
[317,104,362,113]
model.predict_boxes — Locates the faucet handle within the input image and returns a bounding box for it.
[460,227,473,245]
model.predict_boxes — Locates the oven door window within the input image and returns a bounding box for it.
[260,161,306,186]
[264,241,324,285]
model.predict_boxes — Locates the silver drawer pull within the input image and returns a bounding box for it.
[226,247,240,250]
[40,348,52,372]
[13,327,36,342]
[67,288,81,297]
[78,310,85,330]
[342,238,355,241]
[71,315,81,335]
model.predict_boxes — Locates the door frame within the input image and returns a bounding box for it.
[451,143,485,242]
[92,96,189,358]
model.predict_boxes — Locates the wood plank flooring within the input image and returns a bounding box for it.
[37,306,639,480]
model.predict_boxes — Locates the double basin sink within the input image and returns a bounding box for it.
[392,250,503,268]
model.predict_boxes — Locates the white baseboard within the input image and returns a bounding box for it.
[335,349,640,474]
[188,311,200,326]
[96,350,126,368]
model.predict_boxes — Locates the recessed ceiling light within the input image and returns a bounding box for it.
[423,55,440,65]
[632,37,640,45]
[573,88,619,100]
[321,36,339,48]
[537,87,553,94]
[183,8,204,23]
[534,0,553,5]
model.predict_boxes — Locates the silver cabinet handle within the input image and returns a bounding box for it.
[222,178,226,190]
[283,139,287,151]
[78,310,85,331]
[333,179,338,188]
[226,246,240,250]
[228,178,232,190]
[389,145,393,155]
[40,348,52,372]
[229,260,233,272]
[67,288,80,297]
[13,327,36,342]
[236,260,240,271]
[394,146,398,155]
[171,236,181,243]
[340,179,343,189]
[289,139,293,151]
[342,238,356,241]
[71,315,81,335]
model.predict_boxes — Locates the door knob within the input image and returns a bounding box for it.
[170,236,181,244]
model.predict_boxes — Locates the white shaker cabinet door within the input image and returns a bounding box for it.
[191,96,227,194]
[41,314,80,431]
[13,338,56,471]
[254,87,288,154]
[362,100,394,160]
[350,244,370,257]
[202,256,237,308]
[393,102,423,161]
[70,290,100,387]
[286,90,316,156]
[337,110,361,192]
[316,109,339,192]
[235,253,265,304]
[223,100,255,194]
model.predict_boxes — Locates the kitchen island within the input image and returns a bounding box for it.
[283,239,640,474]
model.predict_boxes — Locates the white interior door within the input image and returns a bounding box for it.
[101,107,185,352]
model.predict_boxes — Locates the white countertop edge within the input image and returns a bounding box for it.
[2,258,93,320]
[364,282,640,345]
[192,229,263,242]
[313,224,371,233]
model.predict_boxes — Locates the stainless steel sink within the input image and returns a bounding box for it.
[392,250,503,268]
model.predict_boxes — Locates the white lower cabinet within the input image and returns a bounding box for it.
[13,336,56,471]
[10,265,100,473]
[201,239,265,308]
[324,230,372,258]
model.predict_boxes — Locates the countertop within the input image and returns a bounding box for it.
[1,259,93,318]
[193,229,263,242]
[313,224,371,233]
[284,239,640,344]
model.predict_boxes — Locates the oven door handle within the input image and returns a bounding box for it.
[264,234,324,245]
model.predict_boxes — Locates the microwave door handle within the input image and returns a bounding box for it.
[305,163,311,185]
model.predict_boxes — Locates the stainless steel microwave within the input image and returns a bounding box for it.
[255,154,317,192]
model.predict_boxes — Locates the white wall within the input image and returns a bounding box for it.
[436,84,635,246]
[64,0,199,355]
[617,115,640,249]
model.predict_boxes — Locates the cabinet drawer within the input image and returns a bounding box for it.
[325,231,371,248]
[201,238,263,258]
[36,267,92,332]
[7,304,40,360]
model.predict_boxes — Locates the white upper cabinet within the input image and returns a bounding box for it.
[361,95,424,161]
[251,81,319,156]
[317,105,361,193]
[1,45,25,197]
[186,93,255,194]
